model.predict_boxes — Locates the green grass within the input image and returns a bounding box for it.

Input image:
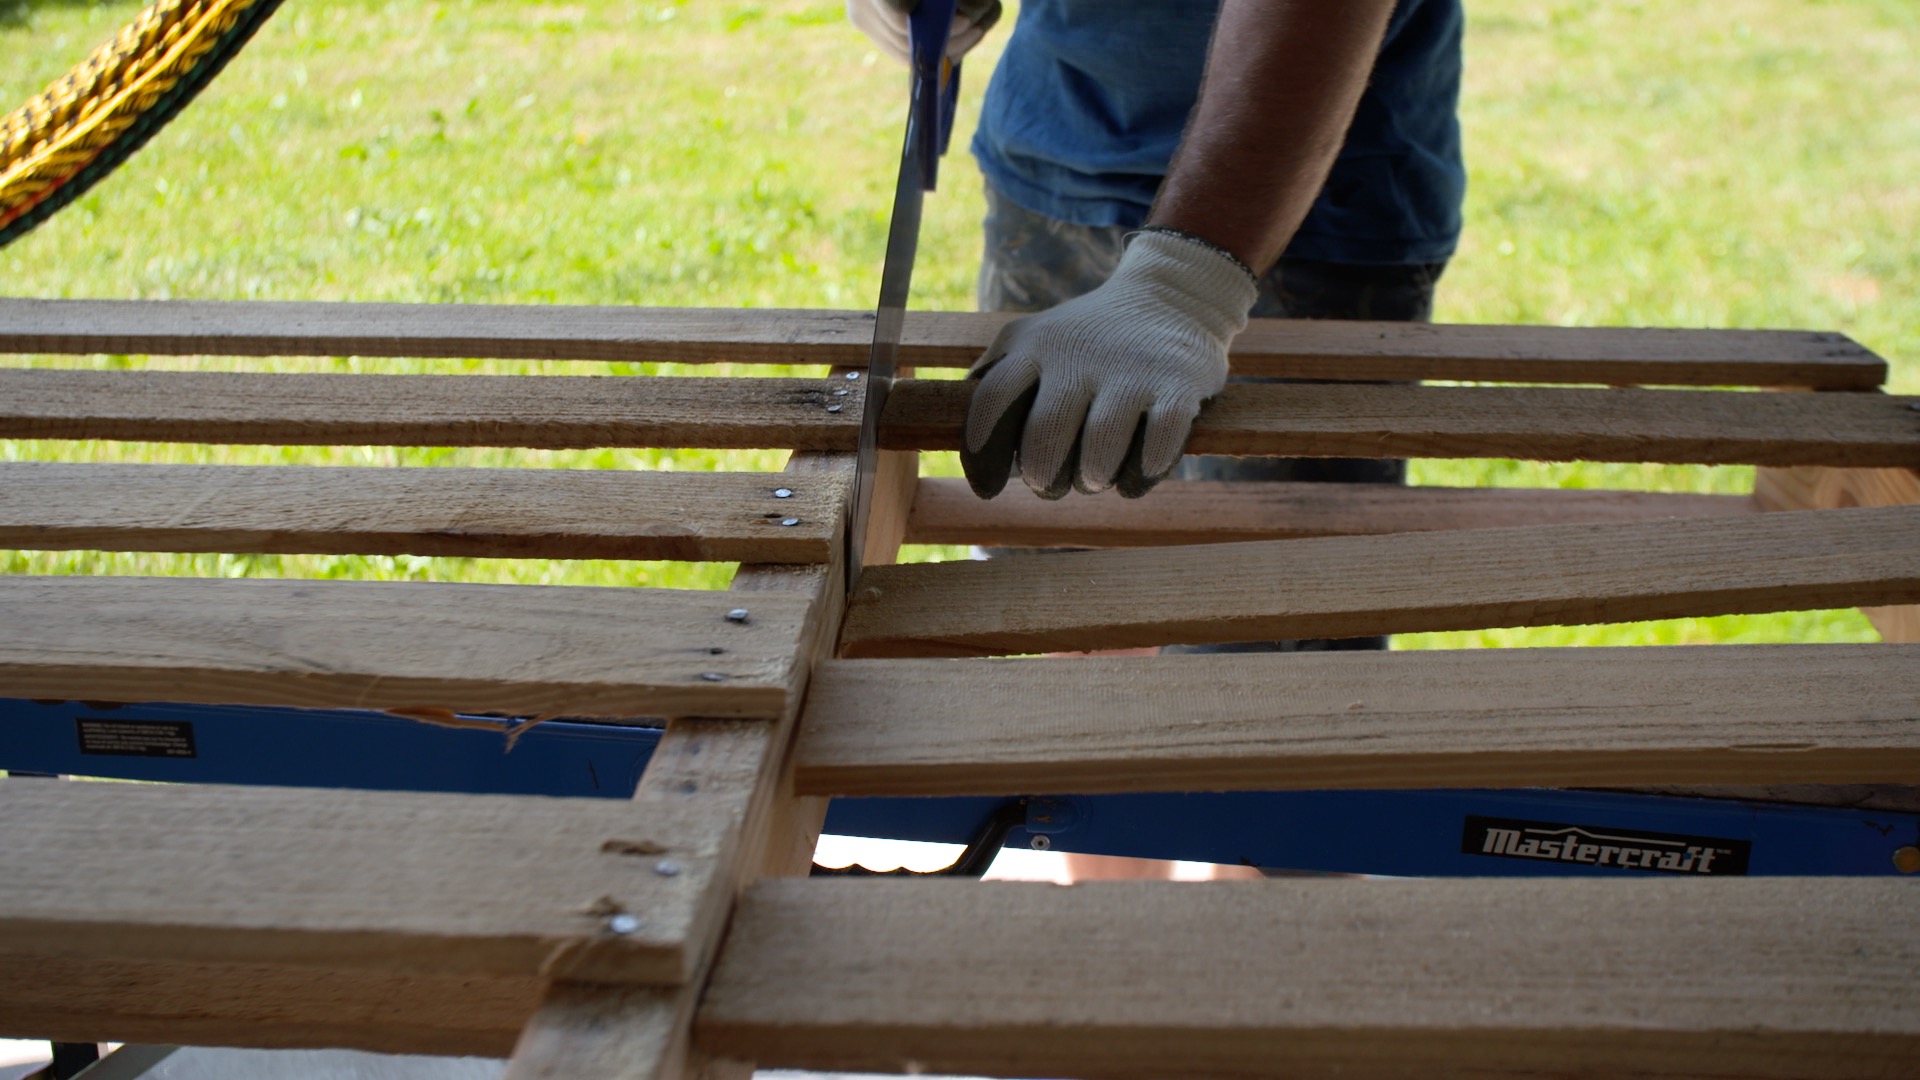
[2,0,1913,643]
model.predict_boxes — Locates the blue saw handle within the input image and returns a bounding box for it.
[908,0,960,190]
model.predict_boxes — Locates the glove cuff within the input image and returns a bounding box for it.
[1112,228,1259,345]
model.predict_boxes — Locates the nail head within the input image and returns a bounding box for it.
[845,371,861,380]
[608,914,641,935]
[725,608,750,623]
[779,517,800,527]
[773,487,794,498]
[700,672,729,682]
[654,860,683,877]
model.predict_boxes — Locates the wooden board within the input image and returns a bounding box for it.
[695,878,1920,1080]
[0,575,811,718]
[0,954,537,1057]
[503,451,869,1080]
[840,504,1920,657]
[793,644,1920,796]
[883,379,1920,467]
[13,369,1912,467]
[0,461,843,564]
[0,298,1887,387]
[0,779,732,984]
[1757,465,1920,642]
[0,369,861,450]
[904,476,1754,548]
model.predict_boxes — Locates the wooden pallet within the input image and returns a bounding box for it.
[2,297,1918,1079]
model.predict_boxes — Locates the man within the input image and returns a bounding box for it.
[851,0,1464,505]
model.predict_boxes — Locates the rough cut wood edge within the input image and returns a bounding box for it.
[0,779,730,984]
[0,298,1887,387]
[841,504,1920,657]
[0,575,810,719]
[1756,465,1920,642]
[883,380,1920,467]
[0,369,862,450]
[0,462,843,564]
[0,954,536,1056]
[903,476,1755,548]
[793,644,1920,796]
[695,878,1920,1080]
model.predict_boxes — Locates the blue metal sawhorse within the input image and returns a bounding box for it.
[4,697,1914,877]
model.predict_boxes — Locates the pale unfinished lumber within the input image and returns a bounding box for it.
[1757,465,1920,642]
[0,461,842,564]
[0,779,731,984]
[696,878,1920,1080]
[884,379,1920,467]
[840,504,1920,657]
[0,369,860,449]
[0,575,810,718]
[794,644,1920,796]
[903,476,1754,548]
[0,298,1888,387]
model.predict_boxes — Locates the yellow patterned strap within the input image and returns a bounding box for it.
[0,0,272,228]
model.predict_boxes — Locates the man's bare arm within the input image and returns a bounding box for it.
[1152,0,1398,272]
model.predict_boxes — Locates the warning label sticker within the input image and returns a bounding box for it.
[76,718,198,759]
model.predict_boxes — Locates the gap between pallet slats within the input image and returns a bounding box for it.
[0,299,1888,387]
[0,779,730,984]
[0,575,809,718]
[0,462,842,564]
[793,644,1920,796]
[695,878,1920,1080]
[884,380,1920,467]
[903,476,1755,548]
[840,504,1920,657]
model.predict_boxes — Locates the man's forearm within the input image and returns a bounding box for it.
[1149,0,1397,273]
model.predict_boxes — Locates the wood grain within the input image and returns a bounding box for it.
[0,368,861,449]
[696,878,1920,1080]
[13,369,1912,467]
[0,575,811,718]
[884,379,1920,467]
[840,504,1920,657]
[0,461,844,563]
[0,954,537,1056]
[0,779,730,984]
[1756,465,1920,642]
[1,298,1887,387]
[505,452,864,1080]
[793,644,1920,796]
[904,476,1755,548]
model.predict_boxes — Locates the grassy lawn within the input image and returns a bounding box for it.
[2,0,1913,644]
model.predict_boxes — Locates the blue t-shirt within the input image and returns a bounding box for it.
[972,0,1465,265]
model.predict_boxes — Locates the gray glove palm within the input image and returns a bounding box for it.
[962,230,1257,500]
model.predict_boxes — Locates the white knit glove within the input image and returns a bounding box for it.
[963,229,1258,500]
[847,0,1001,64]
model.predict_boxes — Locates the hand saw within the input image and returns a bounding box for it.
[847,0,960,591]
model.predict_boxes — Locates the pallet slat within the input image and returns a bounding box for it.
[0,462,843,563]
[0,954,536,1057]
[840,504,1920,657]
[0,779,732,984]
[12,369,1916,468]
[696,878,1920,1080]
[794,645,1920,796]
[904,476,1754,548]
[0,298,1887,387]
[884,380,1920,467]
[0,369,860,450]
[0,575,810,718]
